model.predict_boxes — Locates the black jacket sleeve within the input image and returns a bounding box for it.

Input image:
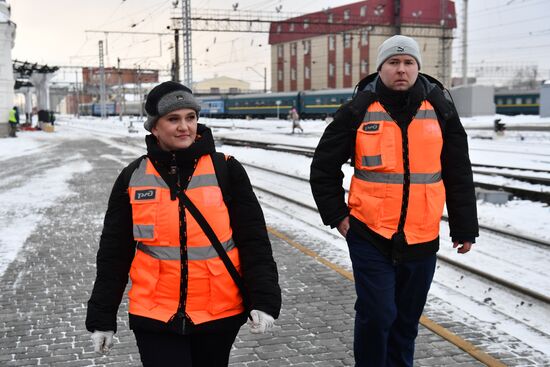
[310,102,357,228]
[86,159,141,333]
[227,157,282,319]
[439,106,479,243]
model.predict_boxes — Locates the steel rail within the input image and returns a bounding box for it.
[242,161,550,248]
[251,180,550,305]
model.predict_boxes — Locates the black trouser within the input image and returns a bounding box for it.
[133,328,240,367]
[8,123,17,137]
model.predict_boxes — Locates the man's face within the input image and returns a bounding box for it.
[378,55,419,91]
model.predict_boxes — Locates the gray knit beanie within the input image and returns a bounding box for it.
[376,35,422,71]
[143,81,201,132]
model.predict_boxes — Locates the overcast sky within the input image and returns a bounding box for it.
[9,0,550,89]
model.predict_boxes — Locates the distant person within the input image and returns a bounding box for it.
[8,106,19,137]
[86,81,281,367]
[288,107,303,134]
[310,35,479,366]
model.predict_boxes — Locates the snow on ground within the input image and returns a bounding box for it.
[0,113,546,271]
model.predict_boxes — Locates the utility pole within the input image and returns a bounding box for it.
[182,0,193,87]
[461,0,468,85]
[118,58,123,121]
[137,66,143,120]
[394,0,401,35]
[173,27,180,82]
[99,40,107,119]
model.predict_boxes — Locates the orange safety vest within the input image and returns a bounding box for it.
[349,100,446,245]
[127,155,244,325]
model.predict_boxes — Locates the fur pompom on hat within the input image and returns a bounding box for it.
[143,81,201,132]
[376,35,422,71]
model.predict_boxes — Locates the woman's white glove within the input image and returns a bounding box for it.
[248,309,275,334]
[91,330,115,355]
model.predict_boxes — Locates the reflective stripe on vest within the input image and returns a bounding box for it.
[127,155,244,325]
[349,100,446,245]
[354,169,442,184]
[137,238,235,260]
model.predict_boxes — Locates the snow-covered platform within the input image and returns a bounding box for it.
[0,122,548,366]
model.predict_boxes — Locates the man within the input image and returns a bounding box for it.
[289,107,303,134]
[310,35,478,366]
[8,106,19,137]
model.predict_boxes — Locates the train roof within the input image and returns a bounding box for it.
[494,88,539,96]
[302,88,355,96]
[226,91,299,100]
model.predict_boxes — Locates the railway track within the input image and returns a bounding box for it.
[242,161,550,305]
[220,137,550,203]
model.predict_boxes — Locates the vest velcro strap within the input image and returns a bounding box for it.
[354,169,442,184]
[136,238,235,261]
[187,174,218,190]
[361,155,382,167]
[133,224,155,240]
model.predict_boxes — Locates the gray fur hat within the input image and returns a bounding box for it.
[143,81,201,132]
[376,35,422,71]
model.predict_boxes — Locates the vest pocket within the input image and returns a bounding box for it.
[356,122,397,170]
[205,255,242,315]
[129,251,161,310]
[130,190,160,241]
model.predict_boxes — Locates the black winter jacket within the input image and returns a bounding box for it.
[86,124,281,334]
[310,73,479,262]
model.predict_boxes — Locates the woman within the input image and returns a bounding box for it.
[86,81,282,367]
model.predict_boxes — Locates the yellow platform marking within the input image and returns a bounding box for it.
[267,226,508,367]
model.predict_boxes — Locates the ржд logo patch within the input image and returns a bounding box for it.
[135,189,156,200]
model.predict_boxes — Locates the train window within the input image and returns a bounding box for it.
[328,13,333,23]
[289,23,295,31]
[304,19,309,29]
[344,10,350,20]
[525,97,532,104]
[316,98,321,104]
[496,98,503,104]
[360,5,367,17]
[536,97,540,104]
[516,97,522,104]
[507,98,513,104]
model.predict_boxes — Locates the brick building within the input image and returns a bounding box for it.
[269,0,456,92]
